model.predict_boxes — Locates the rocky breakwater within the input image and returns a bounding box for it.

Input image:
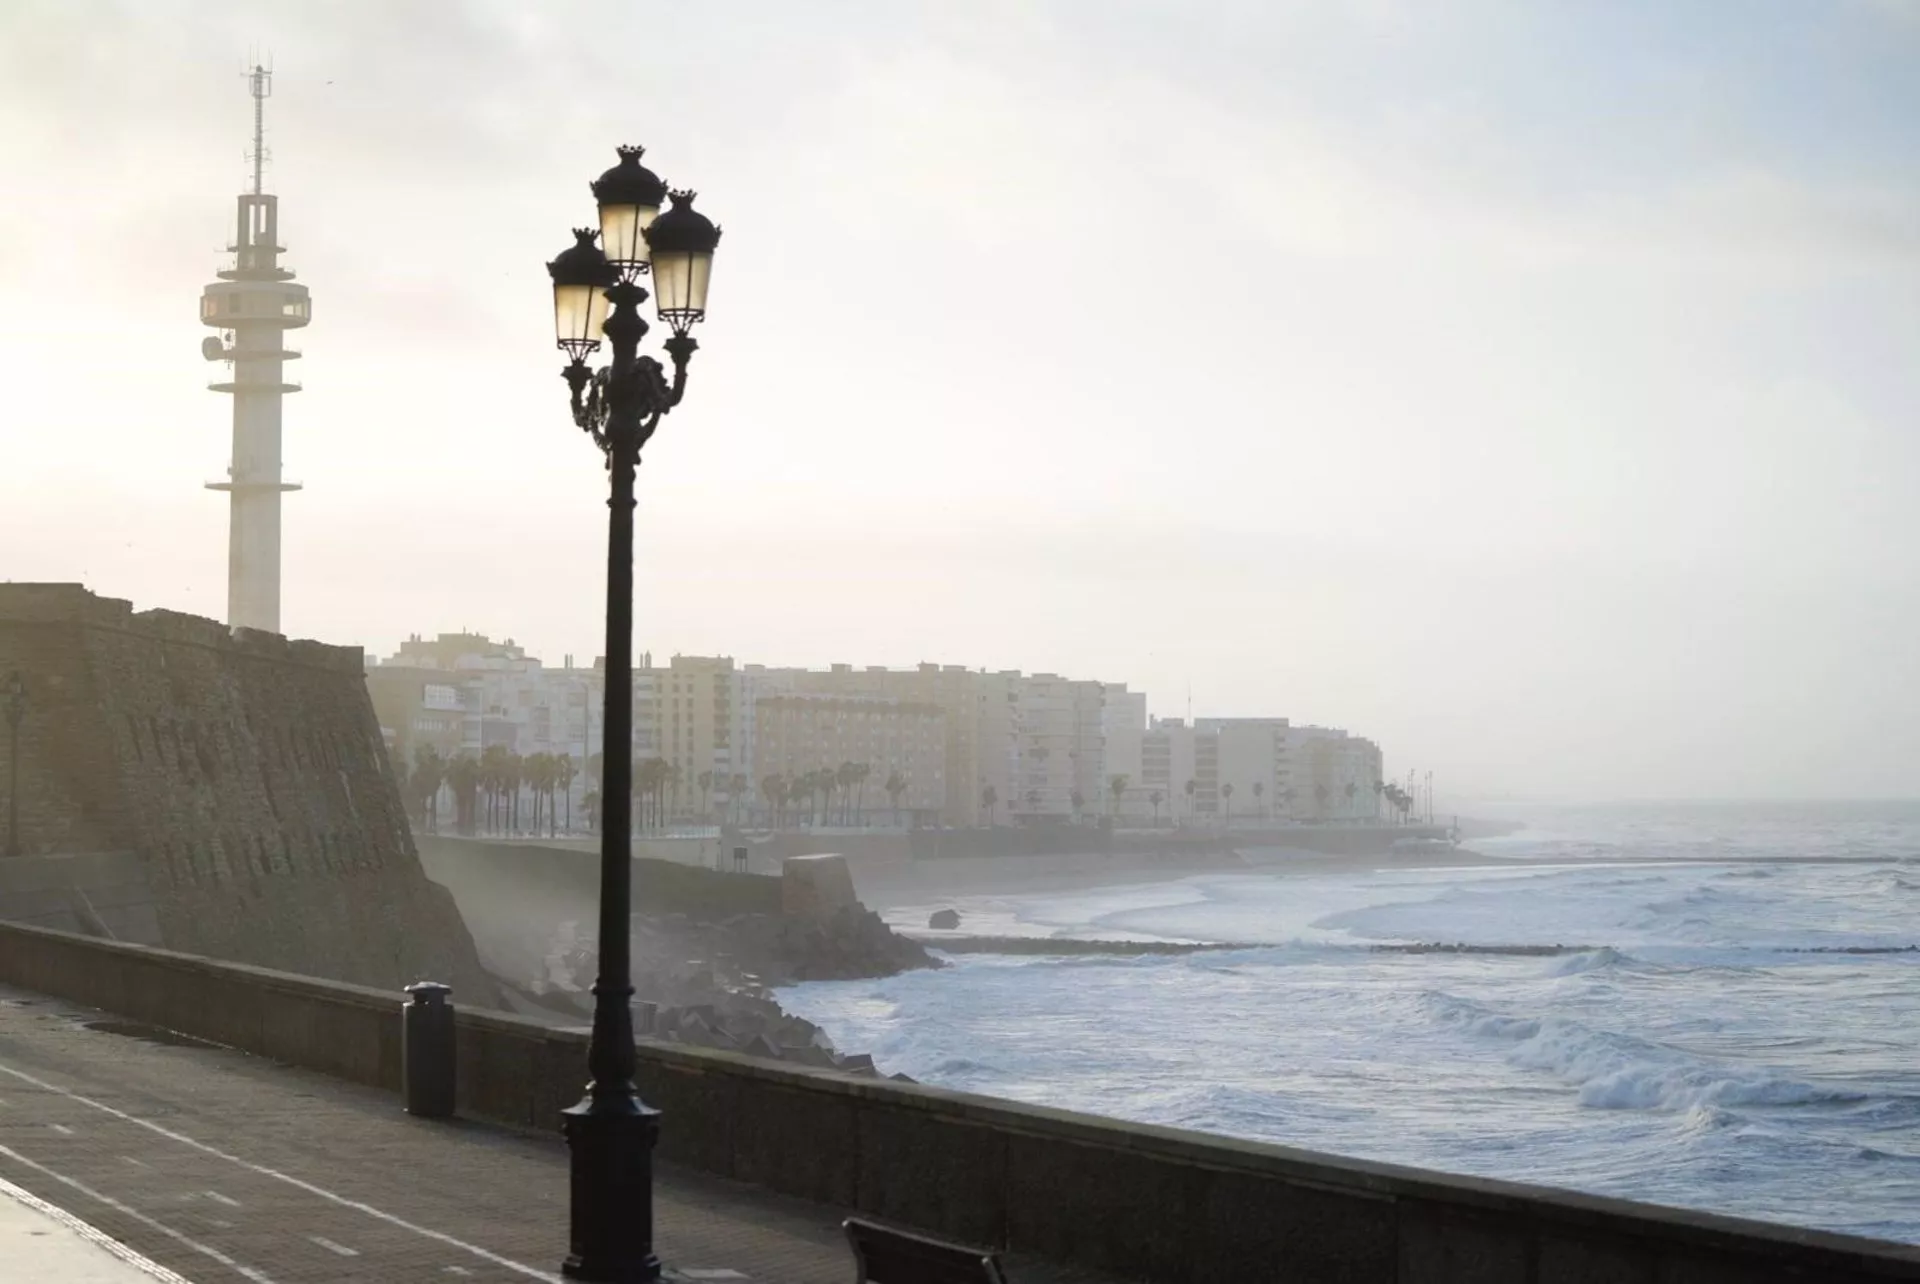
[519,854,936,1079]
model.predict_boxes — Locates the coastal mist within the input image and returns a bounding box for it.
[781,802,1920,1243]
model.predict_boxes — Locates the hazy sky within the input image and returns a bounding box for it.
[2,1,1916,801]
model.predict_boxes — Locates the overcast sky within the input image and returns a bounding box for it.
[2,1,1916,801]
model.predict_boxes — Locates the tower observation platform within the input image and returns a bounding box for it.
[200,64,309,635]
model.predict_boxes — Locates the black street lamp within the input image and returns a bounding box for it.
[546,145,720,1283]
[4,672,24,859]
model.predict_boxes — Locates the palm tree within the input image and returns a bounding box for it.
[479,745,512,834]
[1222,782,1235,824]
[1344,780,1358,819]
[1252,780,1265,818]
[631,759,653,833]
[447,752,480,836]
[1149,789,1163,826]
[506,753,525,834]
[1069,790,1085,822]
[698,770,714,823]
[1108,773,1129,818]
[586,753,605,833]
[793,770,813,826]
[885,770,907,826]
[762,774,786,829]
[1314,782,1330,819]
[663,761,682,827]
[1282,786,1297,820]
[836,762,858,826]
[556,753,577,834]
[729,772,748,826]
[980,785,998,826]
[637,757,671,833]
[520,752,545,834]
[412,744,446,833]
[1184,778,1196,824]
[854,762,872,825]
[537,752,553,833]
[539,753,556,833]
[542,753,562,835]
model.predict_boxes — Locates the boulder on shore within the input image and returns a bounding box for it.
[779,904,940,981]
[928,908,962,930]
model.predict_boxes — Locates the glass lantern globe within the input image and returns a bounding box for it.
[591,145,669,278]
[642,190,721,336]
[546,229,616,360]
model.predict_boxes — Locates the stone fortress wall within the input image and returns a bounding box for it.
[0,584,491,1000]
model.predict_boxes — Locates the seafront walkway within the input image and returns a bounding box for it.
[0,982,1115,1283]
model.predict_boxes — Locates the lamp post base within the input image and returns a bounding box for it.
[561,1092,663,1282]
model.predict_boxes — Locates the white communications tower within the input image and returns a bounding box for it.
[199,64,310,634]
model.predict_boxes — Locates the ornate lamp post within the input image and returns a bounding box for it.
[4,672,24,859]
[546,146,720,1282]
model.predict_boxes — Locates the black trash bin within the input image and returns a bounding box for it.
[402,981,455,1119]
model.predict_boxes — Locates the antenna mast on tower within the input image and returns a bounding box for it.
[247,62,272,196]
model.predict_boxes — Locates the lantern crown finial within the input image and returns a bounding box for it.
[645,191,723,255]
[593,147,669,208]
[547,227,616,289]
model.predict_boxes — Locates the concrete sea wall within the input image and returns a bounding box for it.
[0,919,1915,1283]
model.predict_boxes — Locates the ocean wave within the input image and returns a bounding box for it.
[1423,992,1876,1113]
[1545,946,1635,976]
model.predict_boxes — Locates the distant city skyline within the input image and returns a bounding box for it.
[3,2,1915,802]
[365,628,1393,829]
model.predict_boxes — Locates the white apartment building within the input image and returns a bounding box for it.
[744,662,1023,827]
[645,655,752,818]
[1102,684,1148,818]
[1285,725,1384,821]
[1195,717,1291,823]
[752,692,947,822]
[1010,673,1078,821]
[1141,718,1219,823]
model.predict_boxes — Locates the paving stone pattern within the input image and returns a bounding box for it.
[0,985,1119,1283]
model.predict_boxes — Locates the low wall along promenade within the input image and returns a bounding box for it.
[0,920,1915,1283]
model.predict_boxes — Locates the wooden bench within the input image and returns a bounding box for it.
[844,1217,1008,1284]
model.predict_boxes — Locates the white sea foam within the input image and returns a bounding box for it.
[785,802,1920,1243]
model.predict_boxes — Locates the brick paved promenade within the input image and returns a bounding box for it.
[0,983,1116,1283]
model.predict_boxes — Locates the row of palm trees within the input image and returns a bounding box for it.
[394,743,581,837]
[757,763,912,829]
[567,755,760,834]
[396,740,1427,836]
[1002,774,1402,826]
[398,741,889,836]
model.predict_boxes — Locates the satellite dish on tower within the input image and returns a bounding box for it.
[201,336,229,361]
